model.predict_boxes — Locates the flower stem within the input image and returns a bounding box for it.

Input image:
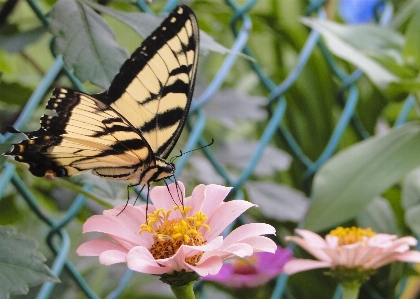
[170,281,196,299]
[341,284,360,299]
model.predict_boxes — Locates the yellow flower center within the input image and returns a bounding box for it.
[329,226,376,246]
[139,206,210,265]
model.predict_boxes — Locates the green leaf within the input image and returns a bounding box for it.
[0,26,47,53]
[356,197,399,235]
[402,167,420,237]
[403,8,420,68]
[49,0,128,89]
[245,181,309,222]
[0,81,34,106]
[0,142,12,166]
[302,18,417,99]
[82,1,247,58]
[0,226,59,298]
[305,122,420,232]
[81,1,161,38]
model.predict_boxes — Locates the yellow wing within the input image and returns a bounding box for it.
[98,5,199,158]
[5,5,199,184]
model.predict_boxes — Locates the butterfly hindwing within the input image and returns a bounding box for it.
[5,5,199,184]
[7,88,153,181]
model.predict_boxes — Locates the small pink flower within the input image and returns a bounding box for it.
[77,182,277,277]
[284,227,420,275]
[203,246,292,288]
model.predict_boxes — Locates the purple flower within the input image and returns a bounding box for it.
[203,246,292,288]
[339,0,385,24]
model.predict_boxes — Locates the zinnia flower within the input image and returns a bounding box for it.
[284,227,420,286]
[203,246,292,288]
[77,182,276,281]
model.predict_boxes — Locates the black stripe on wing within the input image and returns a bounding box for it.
[5,88,154,179]
[97,5,199,159]
[104,5,197,103]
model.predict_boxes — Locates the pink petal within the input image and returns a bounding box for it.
[108,235,145,251]
[222,223,275,248]
[366,254,398,269]
[286,235,332,262]
[200,184,232,218]
[234,236,277,253]
[159,244,225,275]
[158,247,192,273]
[325,235,339,247]
[127,246,171,275]
[77,239,127,256]
[283,259,332,275]
[182,236,223,256]
[102,204,147,234]
[369,234,397,244]
[295,229,329,246]
[383,237,417,252]
[150,182,185,210]
[205,239,273,261]
[185,184,207,214]
[321,246,342,265]
[355,246,378,266]
[206,201,256,240]
[217,243,254,258]
[367,250,420,269]
[189,255,223,276]
[82,216,145,246]
[258,247,293,272]
[99,250,127,265]
[395,250,420,263]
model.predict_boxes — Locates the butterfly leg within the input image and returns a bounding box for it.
[117,183,146,216]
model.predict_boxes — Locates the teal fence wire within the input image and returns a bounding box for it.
[0,0,413,298]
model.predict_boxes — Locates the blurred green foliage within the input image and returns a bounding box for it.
[2,0,420,299]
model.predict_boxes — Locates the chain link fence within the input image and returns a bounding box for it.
[0,0,413,298]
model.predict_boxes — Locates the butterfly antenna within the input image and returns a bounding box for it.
[174,179,184,206]
[170,138,214,163]
[164,179,179,207]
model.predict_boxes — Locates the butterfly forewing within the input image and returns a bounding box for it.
[4,5,199,184]
[103,5,199,159]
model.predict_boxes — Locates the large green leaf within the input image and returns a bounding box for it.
[82,0,242,57]
[0,226,59,298]
[305,122,420,232]
[402,167,420,237]
[403,7,420,68]
[302,18,419,99]
[0,143,12,167]
[0,81,34,106]
[356,197,400,235]
[49,0,128,89]
[0,26,47,53]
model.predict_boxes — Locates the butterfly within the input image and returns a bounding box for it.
[5,5,199,188]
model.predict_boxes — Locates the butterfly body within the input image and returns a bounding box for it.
[5,5,199,186]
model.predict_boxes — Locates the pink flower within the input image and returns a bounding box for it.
[284,227,420,275]
[77,182,276,277]
[203,246,292,288]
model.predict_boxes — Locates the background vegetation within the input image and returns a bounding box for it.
[1,0,420,298]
